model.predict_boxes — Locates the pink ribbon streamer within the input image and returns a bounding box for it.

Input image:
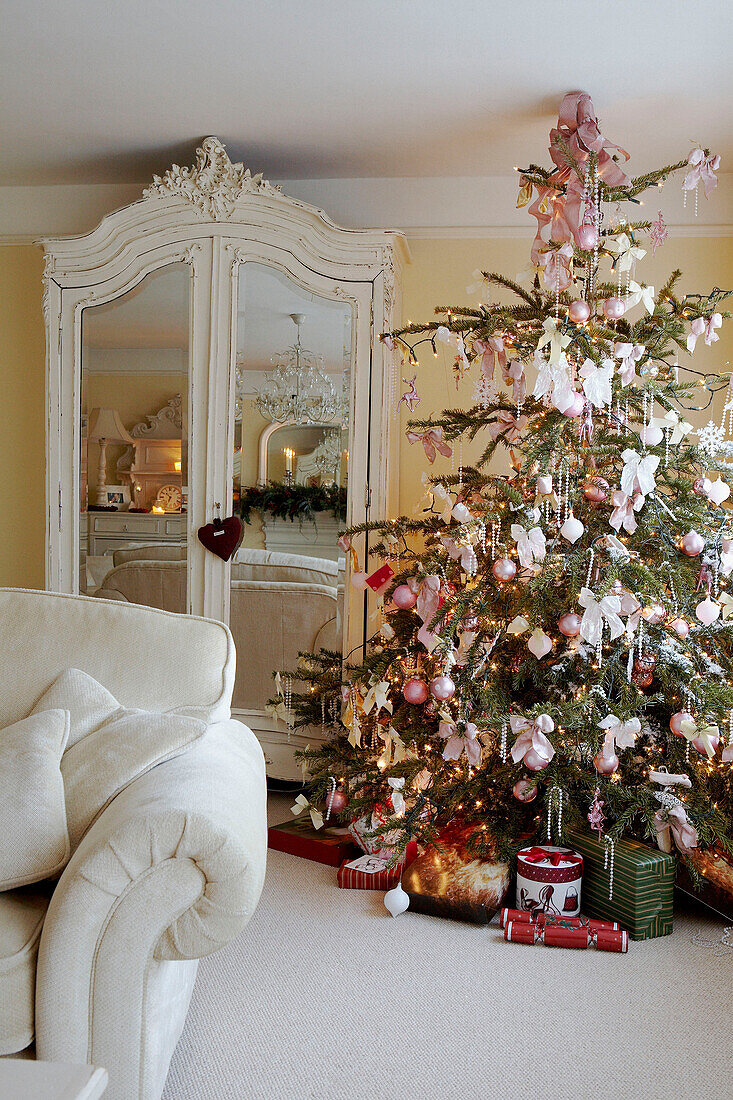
[539,243,574,293]
[488,410,528,443]
[509,714,555,766]
[473,337,508,380]
[687,313,722,353]
[406,427,453,464]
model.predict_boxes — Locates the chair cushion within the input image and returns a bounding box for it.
[31,670,205,849]
[0,887,50,1054]
[0,711,70,891]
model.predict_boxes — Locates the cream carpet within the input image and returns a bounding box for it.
[163,796,733,1100]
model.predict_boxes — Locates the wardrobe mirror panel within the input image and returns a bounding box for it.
[231,261,352,716]
[79,263,190,609]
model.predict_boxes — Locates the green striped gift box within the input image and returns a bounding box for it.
[564,827,675,940]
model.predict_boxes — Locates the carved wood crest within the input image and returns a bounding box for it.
[143,136,282,220]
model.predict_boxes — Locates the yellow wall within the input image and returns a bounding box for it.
[1,235,732,587]
[0,246,46,588]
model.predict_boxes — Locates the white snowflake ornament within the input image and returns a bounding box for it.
[697,419,725,457]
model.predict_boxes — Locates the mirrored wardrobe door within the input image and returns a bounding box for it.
[227,258,369,741]
[78,263,191,610]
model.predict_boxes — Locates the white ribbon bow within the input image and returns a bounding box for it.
[598,713,641,750]
[606,232,646,271]
[431,482,456,523]
[614,342,645,387]
[578,587,625,646]
[603,533,631,560]
[719,591,733,620]
[658,408,693,444]
[387,777,406,816]
[621,449,660,496]
[537,317,572,365]
[579,357,613,408]
[379,726,406,766]
[291,794,324,830]
[679,717,720,758]
[509,714,555,765]
[625,281,656,315]
[533,350,574,410]
[683,148,721,198]
[510,523,546,569]
[362,679,393,716]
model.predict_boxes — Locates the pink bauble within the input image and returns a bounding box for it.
[693,477,707,497]
[602,296,626,321]
[392,583,418,610]
[402,678,428,704]
[327,788,349,817]
[669,711,693,736]
[577,224,599,251]
[693,733,720,756]
[594,749,619,775]
[680,530,705,557]
[722,538,733,556]
[537,475,553,495]
[568,299,591,323]
[583,477,609,503]
[642,603,665,625]
[512,778,538,803]
[350,571,369,590]
[429,674,456,701]
[524,748,550,772]
[561,391,586,418]
[670,617,690,639]
[558,611,582,637]
[492,557,517,582]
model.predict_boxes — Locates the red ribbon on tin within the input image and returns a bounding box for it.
[521,847,582,867]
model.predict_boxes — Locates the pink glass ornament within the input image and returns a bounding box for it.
[512,778,537,803]
[429,674,456,701]
[558,611,582,637]
[524,748,550,772]
[327,788,348,817]
[577,224,599,251]
[669,617,690,639]
[568,299,591,323]
[402,678,428,704]
[561,391,586,418]
[680,530,705,557]
[392,584,418,610]
[602,297,626,321]
[693,733,720,756]
[583,477,609,503]
[594,749,619,775]
[642,603,665,625]
[492,558,517,582]
[693,477,707,497]
[669,711,693,736]
[350,571,369,590]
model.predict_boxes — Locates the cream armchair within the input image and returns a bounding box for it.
[0,589,267,1100]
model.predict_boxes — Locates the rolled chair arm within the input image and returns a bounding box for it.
[35,719,267,1098]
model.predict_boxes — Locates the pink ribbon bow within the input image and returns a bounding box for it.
[614,342,645,387]
[473,337,508,380]
[654,804,698,854]
[539,243,574,293]
[609,489,645,534]
[683,148,721,199]
[687,314,722,353]
[488,410,528,443]
[509,714,556,766]
[406,427,453,464]
[439,720,482,767]
[415,574,442,651]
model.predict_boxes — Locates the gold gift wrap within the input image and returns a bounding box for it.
[401,823,511,924]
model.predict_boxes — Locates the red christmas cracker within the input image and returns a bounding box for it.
[504,920,628,953]
[499,907,619,932]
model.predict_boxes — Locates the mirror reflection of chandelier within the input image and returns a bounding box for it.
[252,313,339,425]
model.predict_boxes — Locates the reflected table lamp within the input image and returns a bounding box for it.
[87,407,134,507]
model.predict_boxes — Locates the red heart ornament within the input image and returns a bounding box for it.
[197,516,243,561]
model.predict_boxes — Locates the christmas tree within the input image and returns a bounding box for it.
[287,92,733,873]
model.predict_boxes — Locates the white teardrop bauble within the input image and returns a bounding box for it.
[696,597,721,626]
[384,882,410,917]
[527,628,553,659]
[706,479,731,506]
[560,514,584,544]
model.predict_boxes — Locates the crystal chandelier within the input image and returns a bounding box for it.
[252,313,339,425]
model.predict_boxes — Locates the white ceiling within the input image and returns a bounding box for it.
[1,0,731,186]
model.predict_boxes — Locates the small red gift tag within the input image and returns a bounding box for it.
[366,563,395,594]
[197,516,242,561]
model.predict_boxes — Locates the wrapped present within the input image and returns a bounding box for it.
[516,845,583,917]
[401,822,511,924]
[564,827,674,940]
[348,807,407,862]
[268,818,361,867]
[337,845,417,890]
[676,847,733,921]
